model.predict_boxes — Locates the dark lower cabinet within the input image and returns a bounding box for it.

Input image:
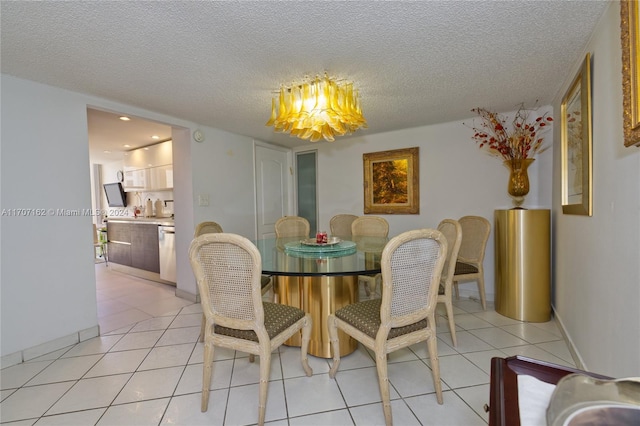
[107,222,159,273]
[108,242,131,266]
[131,224,160,273]
[107,222,131,266]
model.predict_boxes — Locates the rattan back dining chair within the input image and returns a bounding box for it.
[453,215,491,310]
[274,216,310,238]
[436,219,463,347]
[351,216,389,298]
[189,233,313,425]
[329,214,358,237]
[327,228,448,426]
[194,221,274,343]
[194,221,223,235]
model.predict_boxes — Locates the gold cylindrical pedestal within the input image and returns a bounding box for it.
[495,209,550,322]
[275,275,358,358]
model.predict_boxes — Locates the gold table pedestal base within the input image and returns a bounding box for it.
[275,275,358,358]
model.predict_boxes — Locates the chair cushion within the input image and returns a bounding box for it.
[214,302,304,342]
[335,299,428,339]
[455,261,478,275]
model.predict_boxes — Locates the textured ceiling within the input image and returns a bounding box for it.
[1,1,609,162]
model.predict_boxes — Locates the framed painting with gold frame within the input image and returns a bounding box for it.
[561,53,592,216]
[363,147,419,214]
[621,0,640,147]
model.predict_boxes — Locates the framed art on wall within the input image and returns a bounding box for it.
[620,0,640,147]
[561,53,592,216]
[363,147,419,214]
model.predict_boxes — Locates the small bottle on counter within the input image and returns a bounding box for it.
[145,198,153,217]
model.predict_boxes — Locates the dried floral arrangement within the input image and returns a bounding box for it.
[467,104,553,161]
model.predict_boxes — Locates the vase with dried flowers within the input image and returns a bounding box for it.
[467,104,553,207]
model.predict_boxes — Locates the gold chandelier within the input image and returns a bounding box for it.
[266,74,367,142]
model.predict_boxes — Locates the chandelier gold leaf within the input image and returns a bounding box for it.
[266,74,367,142]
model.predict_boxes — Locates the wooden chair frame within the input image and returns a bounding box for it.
[274,216,310,238]
[453,215,491,310]
[189,233,312,425]
[329,213,358,237]
[194,221,273,343]
[328,229,447,425]
[352,216,389,298]
[436,219,463,346]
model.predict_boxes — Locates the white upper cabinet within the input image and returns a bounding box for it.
[123,140,173,170]
[123,141,173,191]
[148,165,173,190]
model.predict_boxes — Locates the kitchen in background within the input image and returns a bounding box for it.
[88,108,177,285]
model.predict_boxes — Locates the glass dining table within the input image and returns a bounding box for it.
[253,235,388,358]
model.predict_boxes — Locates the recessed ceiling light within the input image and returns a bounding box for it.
[123,144,131,148]
[144,147,150,150]
[151,135,160,140]
[119,116,130,121]
[103,150,111,154]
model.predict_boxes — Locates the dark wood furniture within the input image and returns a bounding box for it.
[489,356,611,426]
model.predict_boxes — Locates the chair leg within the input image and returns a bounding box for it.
[198,314,205,343]
[300,316,313,376]
[261,277,275,303]
[477,275,487,310]
[201,340,215,412]
[426,333,443,405]
[453,280,460,300]
[361,277,371,297]
[327,315,341,378]
[445,299,457,347]
[371,274,381,299]
[257,350,271,426]
[375,353,393,426]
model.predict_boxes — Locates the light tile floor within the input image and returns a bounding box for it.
[1,263,576,425]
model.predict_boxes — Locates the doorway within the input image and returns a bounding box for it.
[86,107,186,331]
[296,150,318,233]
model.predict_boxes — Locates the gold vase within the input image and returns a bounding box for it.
[505,158,534,207]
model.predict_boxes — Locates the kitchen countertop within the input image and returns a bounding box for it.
[105,217,175,226]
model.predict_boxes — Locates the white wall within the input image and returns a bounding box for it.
[551,2,640,377]
[295,110,554,302]
[174,126,258,298]
[190,129,257,237]
[0,75,258,358]
[1,76,99,356]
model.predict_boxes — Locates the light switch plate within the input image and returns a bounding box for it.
[198,194,210,206]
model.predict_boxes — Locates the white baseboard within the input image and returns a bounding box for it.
[1,325,100,369]
[457,288,494,304]
[175,288,199,303]
[109,263,176,286]
[551,306,585,370]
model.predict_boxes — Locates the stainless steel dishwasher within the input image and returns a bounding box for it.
[158,225,176,283]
